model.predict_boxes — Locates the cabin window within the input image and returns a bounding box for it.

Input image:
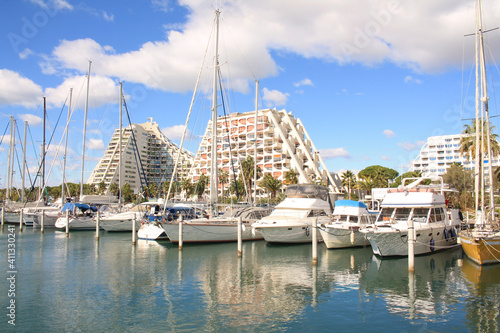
[377,207,395,222]
[307,210,328,217]
[393,208,411,221]
[429,208,445,222]
[412,208,429,223]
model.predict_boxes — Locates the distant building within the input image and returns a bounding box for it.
[410,134,500,177]
[87,118,194,194]
[188,108,341,199]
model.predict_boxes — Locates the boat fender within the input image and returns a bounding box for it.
[251,227,256,237]
[305,227,309,237]
[450,227,456,238]
[350,230,355,244]
[242,224,246,232]
[444,228,449,241]
[430,238,435,252]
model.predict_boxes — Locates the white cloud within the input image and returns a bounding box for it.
[294,78,314,87]
[0,69,44,108]
[19,114,43,126]
[161,125,194,141]
[383,129,395,138]
[44,74,119,109]
[262,88,289,107]
[19,48,34,59]
[398,140,425,152]
[404,75,422,84]
[319,148,351,159]
[29,0,73,10]
[381,155,391,161]
[151,0,171,12]
[103,11,114,22]
[87,139,105,150]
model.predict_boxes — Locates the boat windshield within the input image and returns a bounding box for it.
[285,184,328,201]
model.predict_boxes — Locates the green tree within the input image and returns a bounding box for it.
[195,173,208,198]
[442,163,474,210]
[218,169,229,197]
[108,182,119,196]
[148,183,159,198]
[259,173,282,199]
[97,181,106,195]
[180,178,194,198]
[392,171,423,187]
[121,183,134,203]
[284,169,299,185]
[460,120,500,161]
[358,165,398,188]
[240,156,262,202]
[229,178,245,200]
[341,170,356,200]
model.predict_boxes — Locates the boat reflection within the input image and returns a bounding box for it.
[359,248,465,321]
[461,258,500,332]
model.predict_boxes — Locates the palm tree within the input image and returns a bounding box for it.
[240,156,262,202]
[259,174,282,199]
[357,175,375,195]
[460,119,500,161]
[341,170,356,200]
[195,173,208,198]
[284,169,299,185]
[180,178,194,199]
[218,169,229,198]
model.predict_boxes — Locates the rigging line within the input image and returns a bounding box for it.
[219,66,240,200]
[122,94,150,198]
[0,121,9,146]
[26,96,68,201]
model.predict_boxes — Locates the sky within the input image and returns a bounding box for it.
[1,0,500,189]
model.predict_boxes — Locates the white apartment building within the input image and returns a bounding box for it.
[411,134,500,177]
[87,118,194,194]
[189,108,341,199]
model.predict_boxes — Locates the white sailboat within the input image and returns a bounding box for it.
[458,0,500,265]
[160,10,272,243]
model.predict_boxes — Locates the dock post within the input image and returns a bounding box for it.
[178,220,183,250]
[65,210,69,236]
[237,216,242,257]
[312,217,318,265]
[19,209,23,233]
[408,219,415,273]
[95,210,100,240]
[132,219,136,245]
[41,212,44,233]
[1,206,4,230]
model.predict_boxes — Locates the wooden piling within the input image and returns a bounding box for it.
[312,217,318,265]
[237,216,242,257]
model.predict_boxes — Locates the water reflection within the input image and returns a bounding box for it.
[1,229,499,332]
[358,248,465,322]
[461,259,500,332]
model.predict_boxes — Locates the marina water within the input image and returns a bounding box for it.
[1,227,499,332]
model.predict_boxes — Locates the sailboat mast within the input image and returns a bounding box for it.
[22,121,27,202]
[62,88,72,204]
[477,0,495,219]
[254,80,259,206]
[474,0,481,214]
[6,116,14,200]
[42,97,46,202]
[210,10,220,215]
[80,60,92,200]
[119,81,123,211]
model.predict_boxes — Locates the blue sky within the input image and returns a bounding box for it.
[1,0,500,188]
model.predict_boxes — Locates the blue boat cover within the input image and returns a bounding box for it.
[334,200,368,209]
[61,202,98,212]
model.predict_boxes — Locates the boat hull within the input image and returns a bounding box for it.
[163,221,262,243]
[366,225,459,257]
[55,217,97,230]
[137,223,168,240]
[459,230,500,265]
[253,223,321,244]
[320,227,370,249]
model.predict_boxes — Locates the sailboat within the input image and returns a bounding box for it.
[458,0,500,265]
[160,10,272,243]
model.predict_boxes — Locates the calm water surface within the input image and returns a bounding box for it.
[1,226,499,332]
